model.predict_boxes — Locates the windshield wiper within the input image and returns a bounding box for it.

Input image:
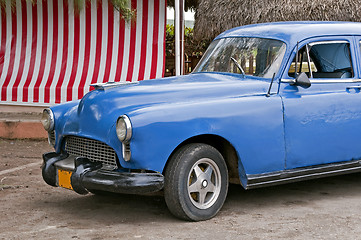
[230,57,245,77]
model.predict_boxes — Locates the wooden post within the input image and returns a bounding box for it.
[175,0,184,75]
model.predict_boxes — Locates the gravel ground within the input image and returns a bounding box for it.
[1,139,361,239]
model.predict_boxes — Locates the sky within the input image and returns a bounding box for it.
[166,7,195,20]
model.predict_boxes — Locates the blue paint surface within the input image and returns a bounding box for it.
[49,22,361,188]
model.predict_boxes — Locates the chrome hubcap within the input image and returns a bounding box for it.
[202,180,208,188]
[187,158,221,209]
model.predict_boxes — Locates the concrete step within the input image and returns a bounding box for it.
[0,105,47,139]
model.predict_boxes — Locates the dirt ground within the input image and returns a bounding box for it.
[1,139,361,239]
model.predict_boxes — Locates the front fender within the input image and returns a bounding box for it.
[127,94,285,176]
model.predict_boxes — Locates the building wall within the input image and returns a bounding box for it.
[0,0,166,106]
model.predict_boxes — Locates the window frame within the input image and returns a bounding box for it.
[281,37,360,84]
[193,37,287,79]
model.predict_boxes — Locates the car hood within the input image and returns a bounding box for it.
[82,72,269,112]
[52,73,271,143]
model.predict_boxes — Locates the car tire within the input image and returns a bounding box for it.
[164,143,229,221]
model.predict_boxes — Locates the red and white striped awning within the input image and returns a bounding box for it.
[0,0,166,106]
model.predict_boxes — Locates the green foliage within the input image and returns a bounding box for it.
[0,0,17,10]
[166,24,210,57]
[111,0,136,21]
[0,0,37,11]
[73,0,85,13]
[75,0,135,21]
[0,0,135,22]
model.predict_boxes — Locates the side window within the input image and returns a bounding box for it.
[288,41,353,79]
[288,47,316,77]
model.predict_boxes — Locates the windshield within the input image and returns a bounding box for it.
[193,37,286,78]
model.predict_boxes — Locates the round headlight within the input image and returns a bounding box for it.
[116,115,132,142]
[41,108,54,132]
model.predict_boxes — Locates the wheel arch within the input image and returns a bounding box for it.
[163,134,245,187]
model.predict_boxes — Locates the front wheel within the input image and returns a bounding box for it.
[164,143,228,221]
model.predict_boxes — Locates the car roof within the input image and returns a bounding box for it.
[215,21,361,45]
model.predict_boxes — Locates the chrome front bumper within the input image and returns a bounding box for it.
[41,152,164,195]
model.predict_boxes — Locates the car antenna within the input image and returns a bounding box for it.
[266,73,276,97]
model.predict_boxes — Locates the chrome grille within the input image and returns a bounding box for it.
[48,130,55,146]
[64,136,118,169]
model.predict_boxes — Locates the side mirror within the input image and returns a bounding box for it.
[291,72,311,88]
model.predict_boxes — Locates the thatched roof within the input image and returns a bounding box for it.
[194,0,361,41]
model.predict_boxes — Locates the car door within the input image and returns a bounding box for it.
[279,36,361,169]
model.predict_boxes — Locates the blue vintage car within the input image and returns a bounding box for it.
[41,21,361,221]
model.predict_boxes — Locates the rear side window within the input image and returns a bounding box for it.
[288,41,353,79]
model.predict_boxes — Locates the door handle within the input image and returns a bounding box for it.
[346,86,361,92]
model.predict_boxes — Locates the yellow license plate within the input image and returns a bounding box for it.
[57,169,73,190]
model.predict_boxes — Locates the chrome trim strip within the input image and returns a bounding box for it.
[311,79,361,83]
[246,159,361,189]
[281,79,361,84]
[118,115,132,161]
[305,44,313,78]
[121,115,132,143]
[309,40,349,46]
[122,142,131,162]
[281,79,295,83]
[48,130,55,147]
[90,81,138,90]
